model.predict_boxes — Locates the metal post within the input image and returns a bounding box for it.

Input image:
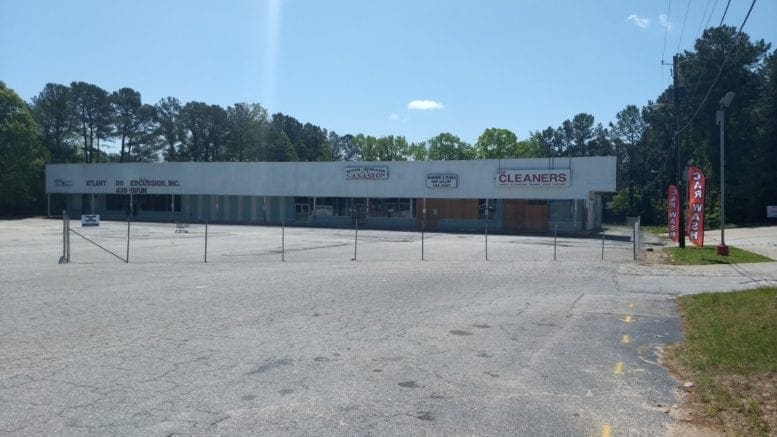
[720,113,725,246]
[633,222,637,261]
[281,198,285,262]
[61,210,68,263]
[601,229,605,261]
[718,109,727,251]
[204,221,208,263]
[65,212,70,262]
[553,225,558,261]
[91,194,95,214]
[47,194,51,218]
[484,199,489,261]
[421,198,426,261]
[352,210,358,261]
[125,216,130,263]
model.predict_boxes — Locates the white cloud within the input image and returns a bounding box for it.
[659,14,672,30]
[389,113,400,121]
[627,14,651,29]
[407,99,445,111]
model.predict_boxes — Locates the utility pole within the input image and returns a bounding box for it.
[673,54,686,248]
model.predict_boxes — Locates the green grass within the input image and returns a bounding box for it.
[665,245,772,265]
[669,288,777,435]
[641,225,667,236]
[675,288,777,374]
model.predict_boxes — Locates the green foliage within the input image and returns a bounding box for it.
[0,82,47,214]
[427,132,473,160]
[665,246,772,265]
[474,128,517,159]
[30,83,79,162]
[70,81,113,163]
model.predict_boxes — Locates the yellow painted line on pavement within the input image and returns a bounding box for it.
[601,423,612,437]
[613,361,624,375]
[628,303,634,309]
[623,315,634,323]
[621,334,631,344]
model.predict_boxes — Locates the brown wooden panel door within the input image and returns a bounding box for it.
[417,199,478,228]
[503,200,548,233]
[525,202,549,233]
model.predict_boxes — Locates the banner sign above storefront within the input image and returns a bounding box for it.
[426,174,458,188]
[687,166,706,247]
[345,166,389,180]
[496,169,570,187]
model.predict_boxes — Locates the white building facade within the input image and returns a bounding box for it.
[46,157,616,233]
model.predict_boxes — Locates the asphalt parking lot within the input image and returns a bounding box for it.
[1,219,776,435]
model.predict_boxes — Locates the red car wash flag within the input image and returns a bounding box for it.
[667,185,679,242]
[686,166,706,247]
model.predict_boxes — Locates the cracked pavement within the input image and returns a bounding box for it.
[1,219,776,435]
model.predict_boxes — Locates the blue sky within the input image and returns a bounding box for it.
[1,0,775,146]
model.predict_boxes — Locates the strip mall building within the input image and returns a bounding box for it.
[45,157,616,233]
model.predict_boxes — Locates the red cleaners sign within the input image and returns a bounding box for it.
[687,166,706,247]
[667,185,680,242]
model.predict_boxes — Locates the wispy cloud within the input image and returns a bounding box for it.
[627,14,651,29]
[389,113,400,121]
[659,14,672,30]
[407,99,445,111]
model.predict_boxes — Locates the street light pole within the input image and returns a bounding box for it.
[716,91,735,256]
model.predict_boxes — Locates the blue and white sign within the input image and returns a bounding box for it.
[81,214,100,226]
[426,174,458,188]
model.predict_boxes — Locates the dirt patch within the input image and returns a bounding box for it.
[662,337,777,436]
[642,245,672,265]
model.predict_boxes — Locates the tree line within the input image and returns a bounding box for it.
[2,26,775,226]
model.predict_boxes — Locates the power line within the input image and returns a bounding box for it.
[685,0,720,109]
[676,0,692,52]
[719,0,732,25]
[695,0,717,41]
[680,0,757,133]
[702,0,720,33]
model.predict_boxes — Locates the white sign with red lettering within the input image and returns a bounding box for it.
[496,169,570,187]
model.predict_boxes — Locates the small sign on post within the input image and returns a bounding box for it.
[81,214,100,226]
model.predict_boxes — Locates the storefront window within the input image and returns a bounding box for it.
[106,194,181,212]
[478,199,496,219]
[369,198,412,218]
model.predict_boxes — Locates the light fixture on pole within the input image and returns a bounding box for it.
[716,91,735,256]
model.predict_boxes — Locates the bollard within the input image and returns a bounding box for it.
[281,218,285,263]
[421,198,426,261]
[601,229,605,261]
[60,210,69,264]
[65,211,70,263]
[484,199,489,261]
[553,225,558,261]
[125,217,130,263]
[204,222,208,263]
[352,215,358,261]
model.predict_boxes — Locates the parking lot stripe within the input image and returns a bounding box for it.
[613,361,624,375]
[601,423,612,437]
[621,334,631,344]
